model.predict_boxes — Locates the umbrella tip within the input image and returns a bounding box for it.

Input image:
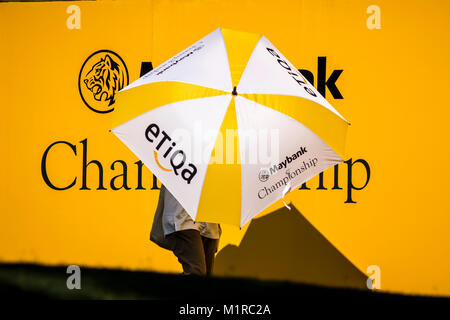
[232,86,237,96]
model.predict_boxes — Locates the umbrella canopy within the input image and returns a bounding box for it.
[111,28,349,228]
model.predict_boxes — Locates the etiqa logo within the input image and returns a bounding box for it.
[266,47,317,98]
[145,123,198,184]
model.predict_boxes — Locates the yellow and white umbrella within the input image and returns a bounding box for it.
[111,28,349,228]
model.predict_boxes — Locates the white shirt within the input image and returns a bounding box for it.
[161,185,221,239]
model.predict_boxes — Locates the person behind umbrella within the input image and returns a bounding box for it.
[150,184,221,276]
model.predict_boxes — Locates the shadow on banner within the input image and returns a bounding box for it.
[214,205,368,290]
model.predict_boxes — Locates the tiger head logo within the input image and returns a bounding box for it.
[79,50,129,113]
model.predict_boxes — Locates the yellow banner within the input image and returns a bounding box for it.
[1,0,450,297]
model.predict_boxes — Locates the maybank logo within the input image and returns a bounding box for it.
[145,123,197,184]
[265,147,308,179]
[78,50,129,113]
[258,157,319,200]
